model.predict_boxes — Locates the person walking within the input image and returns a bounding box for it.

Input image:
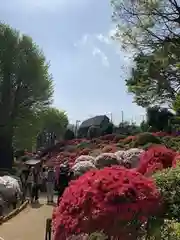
[20,169,29,202]
[56,163,71,205]
[45,166,55,204]
[30,167,40,203]
[26,167,34,199]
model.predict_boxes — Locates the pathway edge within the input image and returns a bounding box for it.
[0,200,29,225]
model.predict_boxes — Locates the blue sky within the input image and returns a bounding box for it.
[0,0,145,125]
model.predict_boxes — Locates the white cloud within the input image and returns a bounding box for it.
[95,34,111,44]
[92,47,109,67]
[74,34,90,47]
[74,34,111,67]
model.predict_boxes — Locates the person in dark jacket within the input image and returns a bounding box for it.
[30,167,41,203]
[56,164,72,205]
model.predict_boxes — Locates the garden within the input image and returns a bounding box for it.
[42,132,180,239]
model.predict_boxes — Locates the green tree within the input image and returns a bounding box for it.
[146,107,174,132]
[37,107,68,149]
[13,111,42,151]
[112,0,180,110]
[111,0,180,52]
[0,24,53,169]
[126,47,180,107]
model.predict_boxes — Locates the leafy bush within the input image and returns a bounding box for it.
[133,132,161,147]
[153,166,180,221]
[77,141,90,150]
[102,122,113,135]
[162,136,180,151]
[64,129,75,140]
[52,167,162,240]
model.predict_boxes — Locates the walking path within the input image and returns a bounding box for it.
[0,196,54,240]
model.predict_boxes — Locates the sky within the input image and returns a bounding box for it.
[0,0,145,125]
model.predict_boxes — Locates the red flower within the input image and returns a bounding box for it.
[137,145,176,176]
[52,167,161,240]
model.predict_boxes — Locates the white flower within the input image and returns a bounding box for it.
[94,153,119,168]
[122,148,144,168]
[72,161,96,178]
[75,155,95,164]
[115,150,126,164]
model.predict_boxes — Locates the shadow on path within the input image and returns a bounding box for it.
[31,202,44,209]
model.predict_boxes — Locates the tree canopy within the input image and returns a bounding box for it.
[36,108,68,150]
[111,0,180,52]
[111,0,180,108]
[0,23,53,168]
[146,106,174,131]
[126,46,180,107]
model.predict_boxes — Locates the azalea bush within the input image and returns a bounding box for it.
[133,132,161,148]
[137,145,176,176]
[52,167,162,240]
[122,148,144,168]
[94,153,119,168]
[75,155,95,164]
[72,161,96,178]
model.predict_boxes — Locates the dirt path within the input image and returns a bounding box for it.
[0,197,54,240]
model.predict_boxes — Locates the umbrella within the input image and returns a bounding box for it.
[25,159,41,166]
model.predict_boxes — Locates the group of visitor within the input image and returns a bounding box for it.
[20,162,73,205]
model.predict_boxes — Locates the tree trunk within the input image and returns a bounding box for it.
[0,126,14,169]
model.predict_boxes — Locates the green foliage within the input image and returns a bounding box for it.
[111,0,179,52]
[117,121,141,135]
[103,122,114,135]
[126,51,179,107]
[13,111,42,151]
[40,108,68,137]
[162,136,180,151]
[88,232,107,240]
[140,120,149,132]
[153,166,180,221]
[133,132,161,147]
[146,107,174,132]
[0,23,53,168]
[87,126,102,139]
[112,0,180,109]
[64,129,75,140]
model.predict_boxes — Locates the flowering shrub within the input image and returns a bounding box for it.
[94,153,119,168]
[72,161,96,178]
[79,149,91,155]
[115,149,144,168]
[99,134,116,141]
[52,167,162,240]
[114,150,125,164]
[133,132,161,147]
[75,155,95,164]
[137,145,176,176]
[123,136,136,144]
[122,148,144,168]
[102,145,117,153]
